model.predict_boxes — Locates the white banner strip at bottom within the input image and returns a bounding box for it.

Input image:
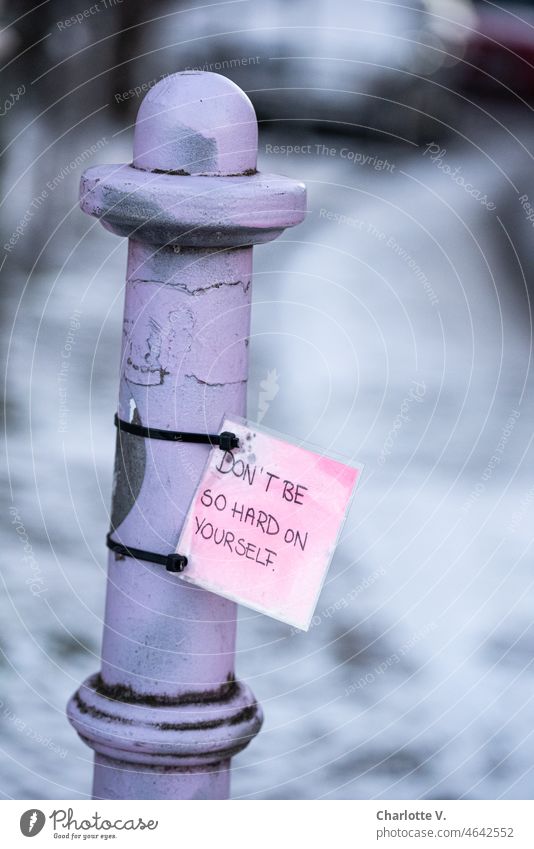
[3,800,534,848]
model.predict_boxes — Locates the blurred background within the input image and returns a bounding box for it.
[2,0,534,799]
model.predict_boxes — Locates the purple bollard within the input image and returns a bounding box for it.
[66,72,306,800]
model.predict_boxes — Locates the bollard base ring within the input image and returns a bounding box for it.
[67,673,263,767]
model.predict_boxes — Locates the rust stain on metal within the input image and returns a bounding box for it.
[73,692,134,724]
[151,167,191,176]
[156,703,259,732]
[148,167,258,177]
[225,168,258,177]
[91,672,239,707]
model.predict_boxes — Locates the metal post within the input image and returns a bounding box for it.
[67,71,306,800]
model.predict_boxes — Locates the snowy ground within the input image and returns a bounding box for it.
[2,104,534,799]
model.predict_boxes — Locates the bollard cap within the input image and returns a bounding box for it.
[80,71,306,247]
[133,71,258,176]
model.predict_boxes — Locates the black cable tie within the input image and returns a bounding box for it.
[106,533,188,573]
[114,414,238,451]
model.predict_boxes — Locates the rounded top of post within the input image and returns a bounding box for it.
[133,71,258,176]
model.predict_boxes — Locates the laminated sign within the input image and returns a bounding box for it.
[178,417,362,630]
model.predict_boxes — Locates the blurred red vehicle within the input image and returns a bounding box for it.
[462,3,534,97]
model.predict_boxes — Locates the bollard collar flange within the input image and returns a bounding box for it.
[80,164,306,248]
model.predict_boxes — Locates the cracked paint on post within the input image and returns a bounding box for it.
[67,71,306,800]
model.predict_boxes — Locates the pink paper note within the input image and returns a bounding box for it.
[177,417,362,630]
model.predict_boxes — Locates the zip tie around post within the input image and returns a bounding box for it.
[108,416,239,570]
